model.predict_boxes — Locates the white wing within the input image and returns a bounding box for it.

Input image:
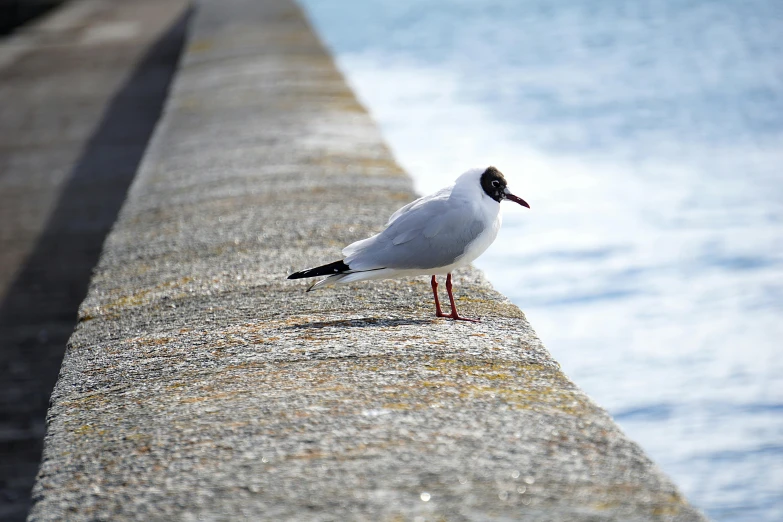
[343,192,485,271]
[342,185,453,258]
[385,185,453,226]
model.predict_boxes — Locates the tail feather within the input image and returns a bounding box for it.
[306,273,349,292]
[288,260,350,280]
[288,260,391,292]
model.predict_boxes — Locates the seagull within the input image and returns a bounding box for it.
[288,166,530,321]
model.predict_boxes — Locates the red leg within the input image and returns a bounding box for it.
[431,275,447,317]
[445,273,480,322]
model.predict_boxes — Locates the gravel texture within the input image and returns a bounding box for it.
[0,1,187,520]
[29,0,707,520]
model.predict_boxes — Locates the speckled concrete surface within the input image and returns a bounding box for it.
[28,0,707,520]
[0,1,188,520]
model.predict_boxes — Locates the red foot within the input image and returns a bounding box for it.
[443,311,480,323]
[430,273,480,322]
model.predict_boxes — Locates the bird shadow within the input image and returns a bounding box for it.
[283,317,434,330]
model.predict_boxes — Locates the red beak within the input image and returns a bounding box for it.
[505,192,530,209]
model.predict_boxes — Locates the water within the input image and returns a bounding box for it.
[299,1,783,520]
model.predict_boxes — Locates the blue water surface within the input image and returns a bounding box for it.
[299,1,783,520]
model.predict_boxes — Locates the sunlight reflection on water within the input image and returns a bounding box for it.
[300,1,783,519]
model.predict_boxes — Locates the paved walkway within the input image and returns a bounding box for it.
[25,0,706,520]
[0,1,188,519]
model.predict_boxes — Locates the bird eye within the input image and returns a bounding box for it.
[491,180,500,188]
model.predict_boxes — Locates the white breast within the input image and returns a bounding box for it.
[431,195,501,275]
[459,208,501,266]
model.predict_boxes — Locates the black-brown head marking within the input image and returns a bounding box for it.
[480,166,508,202]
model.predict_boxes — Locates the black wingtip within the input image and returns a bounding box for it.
[288,260,350,280]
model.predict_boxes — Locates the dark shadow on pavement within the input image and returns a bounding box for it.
[0,1,63,36]
[284,318,436,330]
[0,11,190,521]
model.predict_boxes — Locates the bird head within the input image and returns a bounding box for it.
[476,166,530,208]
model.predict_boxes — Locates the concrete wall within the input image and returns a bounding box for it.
[0,1,188,520]
[28,0,706,520]
[0,1,63,36]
